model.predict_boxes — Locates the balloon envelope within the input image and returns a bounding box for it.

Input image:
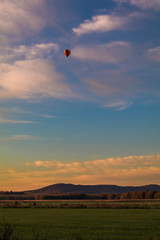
[64,49,71,57]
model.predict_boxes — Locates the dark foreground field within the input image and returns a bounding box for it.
[0,207,160,240]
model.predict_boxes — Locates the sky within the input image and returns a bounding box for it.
[0,0,160,191]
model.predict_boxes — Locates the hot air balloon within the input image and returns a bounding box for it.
[64,49,71,57]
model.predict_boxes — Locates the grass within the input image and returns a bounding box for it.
[0,208,160,240]
[0,219,47,240]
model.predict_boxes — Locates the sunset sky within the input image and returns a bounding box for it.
[0,0,160,191]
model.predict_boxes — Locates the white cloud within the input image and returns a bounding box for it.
[146,46,160,61]
[72,13,140,35]
[0,0,49,40]
[114,0,160,10]
[72,41,131,63]
[73,14,126,35]
[0,59,74,101]
[0,135,45,141]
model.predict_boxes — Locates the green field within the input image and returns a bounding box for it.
[0,208,160,240]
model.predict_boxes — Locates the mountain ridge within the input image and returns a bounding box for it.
[25,183,160,194]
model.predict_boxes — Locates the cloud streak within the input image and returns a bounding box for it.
[0,117,34,124]
[114,0,160,10]
[0,107,55,124]
[0,135,45,141]
[104,100,133,110]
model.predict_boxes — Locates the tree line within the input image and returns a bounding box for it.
[0,190,160,200]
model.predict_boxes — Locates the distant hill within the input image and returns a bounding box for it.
[25,183,160,195]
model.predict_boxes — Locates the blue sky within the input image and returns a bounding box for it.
[0,0,160,190]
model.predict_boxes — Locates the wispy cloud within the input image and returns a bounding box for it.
[72,42,160,108]
[0,59,74,101]
[72,41,131,63]
[0,43,71,102]
[0,107,55,124]
[84,69,136,100]
[12,43,59,60]
[39,114,56,119]
[114,0,160,10]
[0,43,59,64]
[0,135,45,141]
[146,46,160,61]
[0,117,34,124]
[72,13,140,35]
[0,0,49,41]
[70,49,137,109]
[104,101,133,110]
[3,107,56,119]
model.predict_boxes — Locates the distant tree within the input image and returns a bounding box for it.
[35,194,44,200]
[145,191,156,199]
[120,192,131,199]
[35,194,38,200]
[154,192,160,199]
[102,193,108,199]
[130,191,145,199]
[110,193,116,200]
[115,193,121,199]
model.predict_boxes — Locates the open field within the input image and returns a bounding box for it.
[0,208,160,240]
